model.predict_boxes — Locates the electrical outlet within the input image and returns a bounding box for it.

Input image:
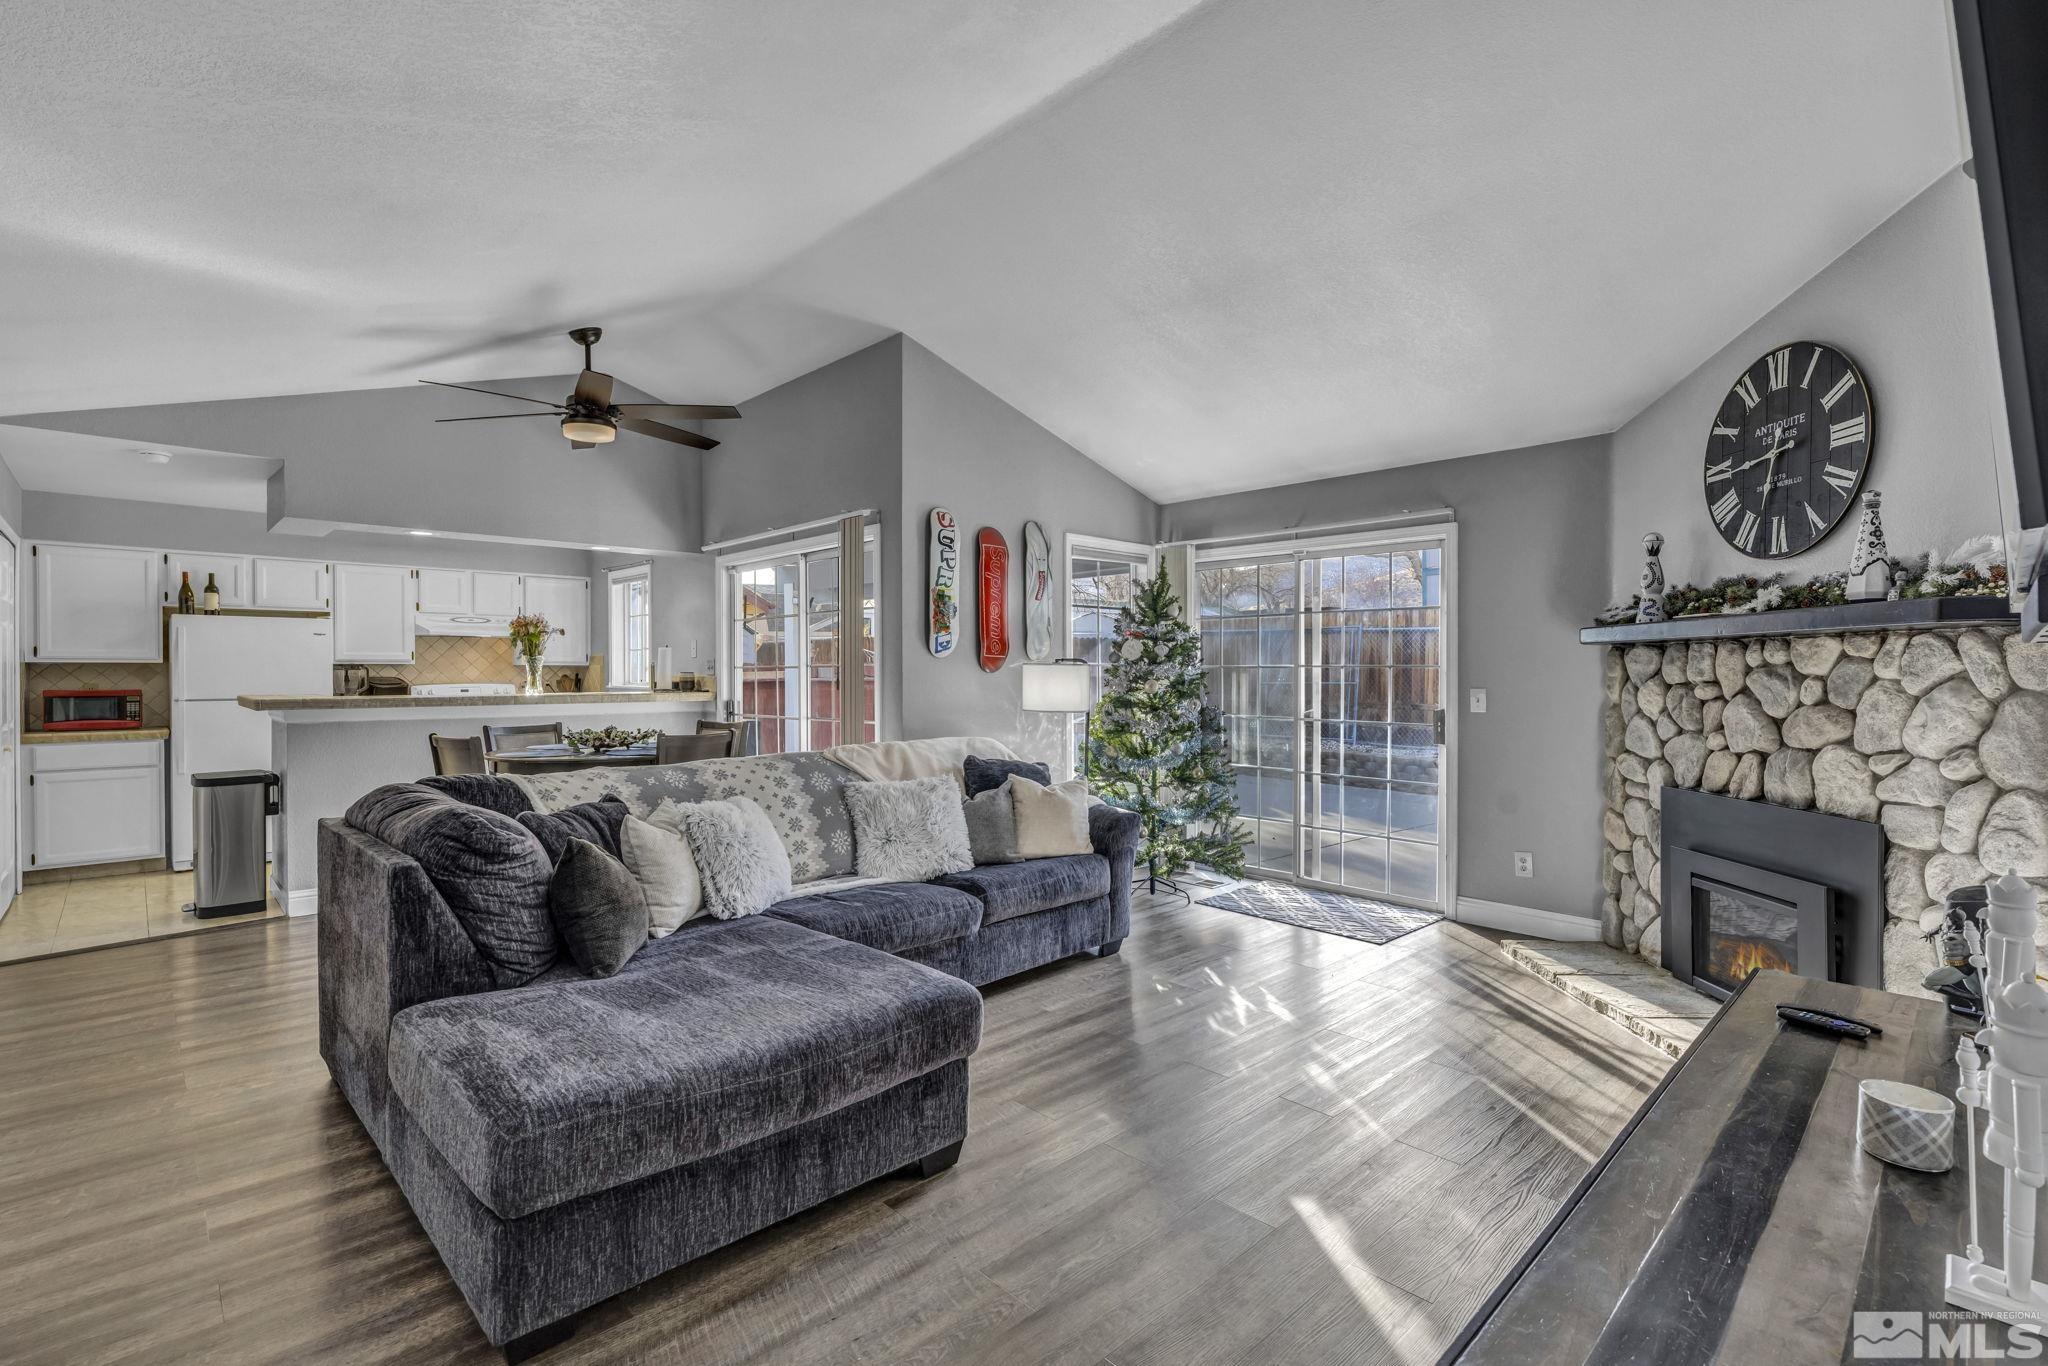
[1469,688,1487,714]
[1513,851,1534,879]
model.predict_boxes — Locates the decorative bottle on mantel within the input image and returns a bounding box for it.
[176,572,196,614]
[201,573,221,615]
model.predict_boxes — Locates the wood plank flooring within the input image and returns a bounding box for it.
[0,889,1670,1365]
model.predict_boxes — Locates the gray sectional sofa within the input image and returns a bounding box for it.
[317,747,1139,1361]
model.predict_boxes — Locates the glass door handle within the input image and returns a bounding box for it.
[1433,707,1447,745]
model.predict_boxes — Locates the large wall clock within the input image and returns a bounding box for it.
[1702,341,1873,559]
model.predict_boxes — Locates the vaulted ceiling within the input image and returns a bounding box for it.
[2,0,1964,501]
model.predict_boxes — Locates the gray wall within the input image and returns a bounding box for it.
[1160,435,1614,921]
[586,550,716,685]
[0,457,21,537]
[5,375,702,553]
[1609,168,2008,597]
[897,339,1159,749]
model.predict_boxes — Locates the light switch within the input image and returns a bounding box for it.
[1468,688,1487,714]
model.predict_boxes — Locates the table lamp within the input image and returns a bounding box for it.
[1021,658,1092,778]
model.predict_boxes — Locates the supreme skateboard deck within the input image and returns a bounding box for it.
[928,508,959,657]
[977,527,1009,672]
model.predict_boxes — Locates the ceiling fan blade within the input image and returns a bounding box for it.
[419,379,564,408]
[618,416,718,451]
[573,369,615,408]
[614,403,742,422]
[433,412,559,423]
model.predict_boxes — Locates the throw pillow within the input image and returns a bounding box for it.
[963,753,1053,798]
[619,808,705,935]
[672,797,794,920]
[547,838,650,977]
[517,797,628,865]
[1011,777,1094,858]
[846,776,976,881]
[962,782,1022,865]
[417,773,533,817]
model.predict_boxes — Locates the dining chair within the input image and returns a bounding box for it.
[428,732,487,776]
[694,719,746,757]
[656,733,729,764]
[482,722,564,753]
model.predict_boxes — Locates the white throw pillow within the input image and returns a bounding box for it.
[846,776,975,882]
[1010,777,1094,858]
[619,809,704,936]
[671,797,794,920]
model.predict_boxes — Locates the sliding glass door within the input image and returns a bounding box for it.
[723,529,879,754]
[1197,530,1452,910]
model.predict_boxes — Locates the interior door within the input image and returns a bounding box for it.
[0,528,18,907]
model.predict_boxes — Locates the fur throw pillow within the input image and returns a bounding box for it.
[847,776,976,882]
[670,797,793,920]
[1011,777,1094,858]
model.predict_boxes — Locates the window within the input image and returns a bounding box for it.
[1064,534,1157,773]
[606,564,652,690]
[719,527,879,753]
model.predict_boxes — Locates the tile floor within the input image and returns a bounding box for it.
[0,868,283,962]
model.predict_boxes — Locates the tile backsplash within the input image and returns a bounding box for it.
[25,662,170,730]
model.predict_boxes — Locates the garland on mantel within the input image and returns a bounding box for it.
[1595,535,2012,626]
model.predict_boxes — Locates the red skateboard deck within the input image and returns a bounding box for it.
[977,527,1009,673]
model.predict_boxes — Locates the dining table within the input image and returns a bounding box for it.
[484,748,660,774]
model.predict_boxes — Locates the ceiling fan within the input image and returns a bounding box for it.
[420,327,739,450]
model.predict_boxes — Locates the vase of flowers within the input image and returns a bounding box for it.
[509,613,551,696]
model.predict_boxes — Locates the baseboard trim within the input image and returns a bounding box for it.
[1455,896,1601,941]
[282,887,318,918]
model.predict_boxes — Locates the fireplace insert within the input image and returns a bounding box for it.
[1669,853,1833,998]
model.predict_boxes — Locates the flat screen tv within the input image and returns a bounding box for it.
[1954,0,2048,638]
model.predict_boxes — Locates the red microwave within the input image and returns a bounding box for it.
[42,689,144,731]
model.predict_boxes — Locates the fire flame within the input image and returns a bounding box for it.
[1716,939,1793,982]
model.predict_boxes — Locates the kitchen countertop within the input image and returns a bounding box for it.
[239,692,715,712]
[24,728,170,744]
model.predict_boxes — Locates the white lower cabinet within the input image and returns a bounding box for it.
[28,739,165,869]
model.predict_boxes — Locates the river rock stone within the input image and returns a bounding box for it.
[1625,644,1662,686]
[1606,765,1624,809]
[1601,894,1622,947]
[1603,856,1622,894]
[1655,714,1679,742]
[1638,676,1668,719]
[1604,650,1624,705]
[1715,641,1748,698]
[1632,836,1656,887]
[1646,760,1674,806]
[2007,634,2048,691]
[1844,633,1881,659]
[1762,639,1791,666]
[1702,749,1740,794]
[1945,779,2000,855]
[1731,752,1764,800]
[1981,791,2048,878]
[1926,851,1990,903]
[1624,797,1652,838]
[1621,688,1639,724]
[1763,749,1815,809]
[1881,803,1942,851]
[1826,656,1874,708]
[1722,694,1781,754]
[1959,630,2013,702]
[1639,917,1662,963]
[1605,709,1624,757]
[1798,676,1827,706]
[1886,848,1932,919]
[1671,687,1704,732]
[1885,920,1938,999]
[1869,751,1911,777]
[1874,757,1961,808]
[1616,753,1648,783]
[1702,698,1725,734]
[1696,683,1722,701]
[1686,641,1716,684]
[1622,911,1642,952]
[1790,635,1844,677]
[1942,750,1986,782]
[1662,645,1687,685]
[1873,632,1907,680]
[1902,678,1995,760]
[1813,746,1878,820]
[1664,732,1707,788]
[1624,715,1661,759]
[1626,781,1651,801]
[1981,691,2048,792]
[1854,683,1913,754]
[1706,731,1727,752]
[1746,665,1799,719]
[1899,635,1966,697]
[1783,703,1855,749]
[1604,810,1629,851]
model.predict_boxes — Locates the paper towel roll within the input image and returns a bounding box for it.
[1857,1078,1955,1172]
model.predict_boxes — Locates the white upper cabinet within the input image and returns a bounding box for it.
[164,551,252,610]
[472,571,523,618]
[252,557,331,611]
[32,543,163,662]
[522,574,589,665]
[331,563,416,663]
[414,566,472,615]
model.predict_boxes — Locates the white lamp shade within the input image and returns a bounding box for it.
[1021,661,1091,713]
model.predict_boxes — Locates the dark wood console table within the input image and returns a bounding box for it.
[1442,969,2044,1365]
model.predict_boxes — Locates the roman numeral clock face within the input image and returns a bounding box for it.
[1703,342,1873,559]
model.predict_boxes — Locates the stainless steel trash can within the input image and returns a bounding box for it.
[189,770,278,919]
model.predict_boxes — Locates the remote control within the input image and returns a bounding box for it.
[1776,1006,1873,1040]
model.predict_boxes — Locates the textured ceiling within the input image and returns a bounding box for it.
[2,0,1964,502]
[0,427,279,511]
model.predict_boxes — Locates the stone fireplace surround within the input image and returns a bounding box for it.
[1601,623,2048,996]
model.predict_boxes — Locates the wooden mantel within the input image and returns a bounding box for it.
[1579,595,2021,646]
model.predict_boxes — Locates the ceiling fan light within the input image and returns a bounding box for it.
[561,416,616,444]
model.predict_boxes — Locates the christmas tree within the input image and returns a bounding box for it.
[1087,568,1249,884]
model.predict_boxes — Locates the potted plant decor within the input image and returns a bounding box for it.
[509,613,552,696]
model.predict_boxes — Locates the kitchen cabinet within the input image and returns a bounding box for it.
[164,552,252,610]
[472,571,523,618]
[414,566,471,615]
[31,543,163,662]
[28,739,164,869]
[331,563,415,663]
[252,557,331,611]
[521,574,589,665]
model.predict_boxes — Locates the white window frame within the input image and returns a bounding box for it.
[714,525,884,749]
[1062,532,1158,780]
[605,562,653,691]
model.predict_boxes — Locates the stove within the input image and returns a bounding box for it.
[410,682,516,698]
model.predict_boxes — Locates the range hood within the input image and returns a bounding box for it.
[415,611,510,639]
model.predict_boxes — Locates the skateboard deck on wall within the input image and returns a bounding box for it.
[928,508,960,657]
[1022,521,1051,660]
[977,527,1009,673]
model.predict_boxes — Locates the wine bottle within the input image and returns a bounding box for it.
[177,572,196,614]
[201,573,220,615]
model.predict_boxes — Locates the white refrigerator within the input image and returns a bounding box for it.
[170,615,334,871]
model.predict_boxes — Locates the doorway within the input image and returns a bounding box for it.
[1196,526,1455,912]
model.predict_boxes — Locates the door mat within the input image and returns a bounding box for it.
[1196,880,1442,946]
